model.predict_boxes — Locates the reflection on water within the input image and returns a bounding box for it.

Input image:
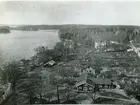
[0,30,60,65]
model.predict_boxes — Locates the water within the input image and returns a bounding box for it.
[0,30,60,65]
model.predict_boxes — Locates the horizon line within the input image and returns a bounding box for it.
[0,24,140,27]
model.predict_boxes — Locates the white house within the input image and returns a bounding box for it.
[43,60,56,67]
[95,40,107,49]
[100,66,109,73]
[83,67,95,75]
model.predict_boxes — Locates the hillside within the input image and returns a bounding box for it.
[1,24,140,104]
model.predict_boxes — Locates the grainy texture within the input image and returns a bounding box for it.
[0,1,140,105]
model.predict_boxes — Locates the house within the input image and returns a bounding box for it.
[95,40,107,49]
[43,60,56,67]
[75,73,116,93]
[82,66,95,75]
[63,39,75,51]
[100,66,109,73]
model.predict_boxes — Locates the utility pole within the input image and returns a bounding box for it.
[56,83,60,104]
[92,87,97,104]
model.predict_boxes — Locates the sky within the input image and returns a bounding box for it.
[0,1,140,25]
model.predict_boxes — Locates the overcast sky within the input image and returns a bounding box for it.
[0,1,140,25]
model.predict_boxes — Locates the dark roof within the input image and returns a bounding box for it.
[76,73,112,87]
[77,73,96,81]
[76,73,87,82]
[90,78,111,85]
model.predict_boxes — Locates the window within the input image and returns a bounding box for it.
[113,85,116,89]
[78,86,82,90]
[108,85,110,88]
[99,85,102,88]
[88,86,93,91]
[83,86,87,91]
[105,85,108,88]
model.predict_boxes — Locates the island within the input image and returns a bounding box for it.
[0,26,11,34]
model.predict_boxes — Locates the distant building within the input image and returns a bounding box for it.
[95,40,107,49]
[75,73,116,92]
[43,60,56,67]
[82,66,95,75]
[63,39,75,50]
[100,66,109,73]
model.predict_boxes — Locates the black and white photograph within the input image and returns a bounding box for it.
[1,0,140,104]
